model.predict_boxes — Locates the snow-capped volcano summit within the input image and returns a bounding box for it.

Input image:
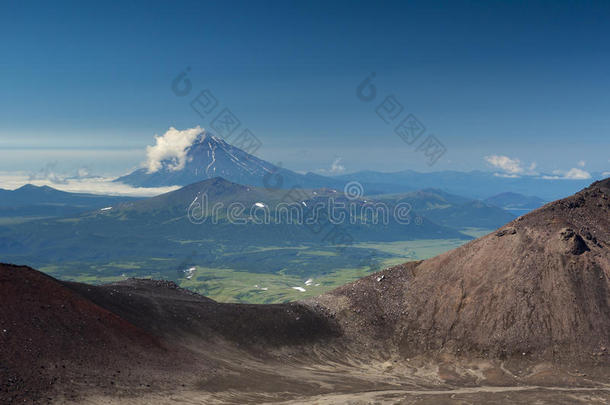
[115,130,329,189]
[181,132,275,177]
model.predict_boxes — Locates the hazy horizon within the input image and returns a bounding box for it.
[2,0,610,187]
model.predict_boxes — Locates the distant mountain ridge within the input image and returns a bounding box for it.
[335,170,605,200]
[0,184,136,220]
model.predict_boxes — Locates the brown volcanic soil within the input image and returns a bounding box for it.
[0,264,203,404]
[63,278,339,348]
[317,178,610,362]
[0,265,342,404]
[1,179,610,404]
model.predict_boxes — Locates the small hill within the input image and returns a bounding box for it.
[422,199,515,229]
[0,264,168,403]
[484,191,546,210]
[376,188,515,230]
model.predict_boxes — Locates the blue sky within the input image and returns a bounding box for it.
[1,0,609,180]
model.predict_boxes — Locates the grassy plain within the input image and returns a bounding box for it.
[34,236,483,303]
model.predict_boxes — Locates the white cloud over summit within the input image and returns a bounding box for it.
[317,157,346,175]
[145,126,204,173]
[329,157,346,174]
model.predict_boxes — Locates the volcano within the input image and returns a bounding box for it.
[2,178,609,404]
[114,132,340,190]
